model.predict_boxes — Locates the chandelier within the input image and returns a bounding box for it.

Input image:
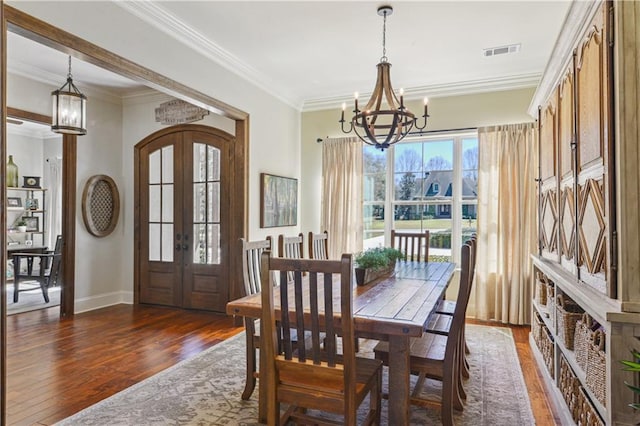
[340,5,429,150]
[51,56,87,135]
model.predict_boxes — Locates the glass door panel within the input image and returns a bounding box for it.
[193,143,221,265]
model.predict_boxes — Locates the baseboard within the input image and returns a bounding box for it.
[74,291,134,314]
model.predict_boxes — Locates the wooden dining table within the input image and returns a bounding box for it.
[226,260,456,424]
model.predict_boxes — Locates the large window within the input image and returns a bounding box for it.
[363,132,478,262]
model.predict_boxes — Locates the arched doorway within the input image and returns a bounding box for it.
[135,124,238,312]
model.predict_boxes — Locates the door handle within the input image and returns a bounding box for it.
[182,244,189,251]
[175,244,182,251]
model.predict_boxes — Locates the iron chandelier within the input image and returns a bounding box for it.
[52,56,87,135]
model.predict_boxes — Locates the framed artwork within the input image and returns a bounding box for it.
[260,173,298,228]
[25,198,39,210]
[23,217,39,232]
[7,197,22,208]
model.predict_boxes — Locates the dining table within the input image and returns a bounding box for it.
[226,259,456,424]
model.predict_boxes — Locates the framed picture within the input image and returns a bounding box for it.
[260,173,298,228]
[25,198,39,210]
[7,197,22,208]
[23,217,39,232]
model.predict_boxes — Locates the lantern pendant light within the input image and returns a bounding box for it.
[51,56,87,135]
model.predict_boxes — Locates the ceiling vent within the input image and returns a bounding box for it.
[483,43,521,57]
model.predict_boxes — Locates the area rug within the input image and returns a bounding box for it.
[56,324,534,425]
[5,283,60,315]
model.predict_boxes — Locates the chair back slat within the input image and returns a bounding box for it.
[279,269,293,360]
[449,244,472,353]
[391,230,430,262]
[308,230,329,259]
[293,270,306,362]
[309,272,322,363]
[240,237,272,296]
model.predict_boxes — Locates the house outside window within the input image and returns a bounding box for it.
[363,132,478,263]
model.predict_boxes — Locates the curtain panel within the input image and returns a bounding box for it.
[474,123,538,325]
[320,136,363,260]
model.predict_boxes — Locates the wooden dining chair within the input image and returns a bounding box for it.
[278,233,304,259]
[308,230,329,260]
[391,229,430,262]
[239,236,272,400]
[12,234,63,303]
[260,251,382,425]
[373,243,472,426]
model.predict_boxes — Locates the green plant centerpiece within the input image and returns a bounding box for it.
[16,219,27,232]
[354,247,404,286]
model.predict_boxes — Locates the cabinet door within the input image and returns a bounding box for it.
[558,66,576,270]
[539,90,559,260]
[575,2,614,295]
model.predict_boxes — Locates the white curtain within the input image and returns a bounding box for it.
[320,136,363,259]
[474,123,538,325]
[45,157,63,249]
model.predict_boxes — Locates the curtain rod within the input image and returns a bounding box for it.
[316,126,478,143]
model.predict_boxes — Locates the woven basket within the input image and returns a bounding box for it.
[546,281,556,328]
[578,386,605,426]
[585,329,606,406]
[574,313,594,372]
[541,326,555,377]
[559,353,580,422]
[556,294,584,350]
[535,272,548,306]
[532,311,544,347]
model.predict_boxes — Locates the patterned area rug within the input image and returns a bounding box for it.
[56,324,534,425]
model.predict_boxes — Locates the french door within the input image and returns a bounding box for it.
[136,125,232,312]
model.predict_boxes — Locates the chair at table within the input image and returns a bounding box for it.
[308,230,329,259]
[260,251,382,425]
[374,242,472,426]
[391,229,430,262]
[12,235,63,303]
[278,233,304,259]
[239,236,272,400]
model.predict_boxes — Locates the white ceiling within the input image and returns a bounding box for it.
[7,1,572,111]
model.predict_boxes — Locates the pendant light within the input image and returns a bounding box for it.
[51,56,87,135]
[340,5,429,150]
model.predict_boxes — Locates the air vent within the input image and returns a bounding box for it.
[483,43,521,57]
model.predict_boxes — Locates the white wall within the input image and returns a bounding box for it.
[7,2,302,310]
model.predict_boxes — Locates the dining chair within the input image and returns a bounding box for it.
[12,234,63,303]
[391,229,430,262]
[239,236,272,400]
[260,251,382,425]
[278,233,304,259]
[373,242,472,426]
[308,230,329,259]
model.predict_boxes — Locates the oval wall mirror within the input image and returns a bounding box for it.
[82,174,120,237]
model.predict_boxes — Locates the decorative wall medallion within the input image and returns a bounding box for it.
[155,99,209,125]
[82,174,120,237]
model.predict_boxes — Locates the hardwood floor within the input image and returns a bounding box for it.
[6,305,558,425]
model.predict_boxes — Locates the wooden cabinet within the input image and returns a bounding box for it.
[530,1,640,425]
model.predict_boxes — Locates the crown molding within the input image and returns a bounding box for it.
[121,89,173,106]
[527,0,602,117]
[7,122,58,139]
[115,1,302,110]
[303,72,541,112]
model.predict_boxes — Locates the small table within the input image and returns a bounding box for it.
[227,260,456,424]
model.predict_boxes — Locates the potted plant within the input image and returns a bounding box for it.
[354,247,404,286]
[621,349,640,410]
[16,219,27,233]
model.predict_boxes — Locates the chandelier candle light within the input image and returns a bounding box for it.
[340,5,429,150]
[51,55,87,135]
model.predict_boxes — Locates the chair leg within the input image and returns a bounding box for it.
[13,279,19,303]
[40,280,50,303]
[242,319,257,400]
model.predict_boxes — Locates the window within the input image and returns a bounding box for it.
[363,132,478,263]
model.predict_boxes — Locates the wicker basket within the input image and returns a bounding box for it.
[546,280,556,327]
[532,310,544,346]
[578,386,605,426]
[535,272,548,306]
[574,313,595,372]
[559,353,580,422]
[541,325,555,377]
[556,294,584,350]
[585,329,606,406]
